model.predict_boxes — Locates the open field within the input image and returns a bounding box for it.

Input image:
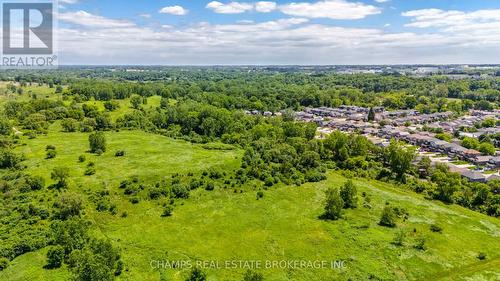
[1,161,499,281]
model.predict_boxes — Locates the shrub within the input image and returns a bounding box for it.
[84,167,96,176]
[0,257,8,271]
[129,197,140,204]
[340,180,358,209]
[414,236,427,251]
[243,270,264,281]
[186,268,206,281]
[78,155,86,163]
[51,167,70,189]
[115,150,126,157]
[46,246,65,268]
[53,192,83,220]
[25,175,45,190]
[392,230,405,246]
[89,132,106,153]
[430,224,443,233]
[204,182,215,191]
[172,184,190,198]
[323,187,343,220]
[46,145,56,151]
[46,149,57,159]
[162,205,173,217]
[477,252,487,260]
[256,191,264,200]
[379,206,397,227]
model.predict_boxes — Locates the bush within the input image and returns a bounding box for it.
[340,180,358,209]
[379,206,397,227]
[84,167,96,176]
[256,191,264,200]
[430,224,442,233]
[46,149,57,159]
[162,205,173,217]
[477,252,487,260]
[323,187,343,220]
[115,150,126,157]
[414,236,426,251]
[0,257,8,271]
[89,132,106,153]
[186,268,206,281]
[243,270,264,281]
[25,175,45,190]
[46,246,65,268]
[78,155,86,163]
[172,184,190,198]
[46,145,56,151]
[392,230,405,246]
[129,197,140,204]
[51,167,70,189]
[204,182,215,191]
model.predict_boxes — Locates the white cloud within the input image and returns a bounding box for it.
[58,11,135,28]
[159,5,189,16]
[279,0,381,20]
[139,14,151,19]
[54,9,500,65]
[206,1,253,14]
[60,0,79,4]
[255,1,277,13]
[374,0,390,3]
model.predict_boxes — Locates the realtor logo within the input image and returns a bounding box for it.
[1,1,57,68]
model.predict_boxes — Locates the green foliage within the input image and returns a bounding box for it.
[367,107,375,122]
[185,268,206,281]
[478,142,495,156]
[51,167,70,189]
[243,270,264,281]
[53,192,83,220]
[392,230,405,247]
[385,140,415,181]
[323,187,343,220]
[162,205,173,217]
[89,132,106,153]
[46,149,57,159]
[0,258,8,271]
[340,180,358,209]
[430,224,443,233]
[414,236,427,251]
[379,206,397,228]
[130,95,143,109]
[46,246,65,269]
[0,149,21,169]
[461,137,479,150]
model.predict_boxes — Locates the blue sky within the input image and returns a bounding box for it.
[50,0,500,64]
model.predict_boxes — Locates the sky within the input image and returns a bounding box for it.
[30,0,500,64]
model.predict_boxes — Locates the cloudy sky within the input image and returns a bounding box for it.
[50,0,500,64]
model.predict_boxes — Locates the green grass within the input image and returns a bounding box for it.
[2,169,499,280]
[12,127,241,188]
[1,125,499,281]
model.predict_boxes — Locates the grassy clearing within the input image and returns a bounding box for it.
[12,127,241,188]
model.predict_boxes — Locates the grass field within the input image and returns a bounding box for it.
[1,157,499,281]
[0,95,499,280]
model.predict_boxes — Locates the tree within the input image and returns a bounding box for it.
[89,132,106,153]
[379,206,397,227]
[243,270,264,281]
[323,187,343,220]
[51,167,70,188]
[186,268,206,281]
[53,192,83,220]
[417,156,432,178]
[479,142,496,156]
[340,180,358,209]
[46,246,65,268]
[386,140,415,182]
[462,137,479,149]
[130,94,142,109]
[367,107,375,122]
